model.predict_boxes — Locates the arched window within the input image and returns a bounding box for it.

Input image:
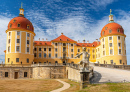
[27,25,30,29]
[55,61,58,64]
[17,23,20,27]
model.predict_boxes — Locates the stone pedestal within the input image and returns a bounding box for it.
[80,70,90,89]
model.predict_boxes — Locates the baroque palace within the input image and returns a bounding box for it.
[4,7,127,65]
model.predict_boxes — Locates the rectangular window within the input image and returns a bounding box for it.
[71,44,73,46]
[55,54,57,58]
[44,48,46,51]
[8,46,10,52]
[88,49,90,53]
[103,44,105,48]
[63,47,66,52]
[119,49,121,54]
[5,72,8,77]
[71,54,73,58]
[34,48,37,51]
[27,47,29,52]
[34,53,36,57]
[93,50,95,53]
[71,49,73,52]
[110,49,113,54]
[17,39,20,43]
[120,60,122,64]
[27,40,29,44]
[16,58,19,62]
[78,49,80,52]
[49,53,51,58]
[27,33,30,37]
[98,48,99,51]
[39,53,41,57]
[49,48,51,51]
[109,37,112,40]
[118,36,120,40]
[109,43,112,47]
[102,38,104,42]
[63,43,66,46]
[24,72,27,77]
[55,43,58,46]
[27,58,29,63]
[17,31,20,35]
[44,53,46,58]
[118,43,121,47]
[39,48,41,51]
[110,60,113,64]
[8,39,11,44]
[55,48,57,52]
[103,51,105,55]
[16,46,20,52]
[9,32,11,36]
[93,55,95,59]
[8,58,10,62]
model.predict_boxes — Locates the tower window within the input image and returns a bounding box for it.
[119,60,122,64]
[118,36,120,40]
[102,38,104,42]
[27,58,29,63]
[103,51,105,55]
[17,31,20,35]
[27,40,29,44]
[110,49,113,54]
[9,32,11,36]
[8,39,11,44]
[103,44,105,48]
[8,46,10,52]
[17,39,20,43]
[109,37,112,40]
[27,25,30,29]
[27,33,30,37]
[117,29,120,32]
[16,46,20,51]
[119,49,121,54]
[8,58,10,62]
[27,47,29,52]
[13,19,16,23]
[17,23,20,27]
[109,43,112,47]
[118,43,121,47]
[9,24,12,28]
[16,58,19,62]
[109,29,112,33]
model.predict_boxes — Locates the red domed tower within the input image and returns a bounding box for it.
[99,9,127,65]
[5,5,35,64]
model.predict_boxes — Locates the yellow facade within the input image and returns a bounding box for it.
[4,8,127,65]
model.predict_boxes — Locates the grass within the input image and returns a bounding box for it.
[0,79,63,92]
[62,79,130,92]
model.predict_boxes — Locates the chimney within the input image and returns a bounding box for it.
[61,33,63,35]
[46,38,48,41]
[87,40,89,43]
[83,40,85,43]
[78,40,80,43]
[42,38,44,41]
[39,38,40,41]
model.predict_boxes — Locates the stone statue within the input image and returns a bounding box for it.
[74,47,90,71]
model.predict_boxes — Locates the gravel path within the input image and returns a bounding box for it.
[91,66,130,83]
[50,79,70,92]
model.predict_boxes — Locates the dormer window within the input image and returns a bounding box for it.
[117,29,120,32]
[109,29,112,33]
[60,39,61,41]
[17,23,20,27]
[9,24,12,28]
[67,39,69,41]
[13,19,16,23]
[27,25,30,29]
[102,31,104,35]
[105,27,107,30]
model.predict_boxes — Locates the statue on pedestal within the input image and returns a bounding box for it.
[74,47,90,72]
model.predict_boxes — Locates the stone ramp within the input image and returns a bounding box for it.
[50,79,70,92]
[90,66,130,83]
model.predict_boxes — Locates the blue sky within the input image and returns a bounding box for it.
[0,0,130,65]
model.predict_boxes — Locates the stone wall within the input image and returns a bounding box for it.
[0,67,32,79]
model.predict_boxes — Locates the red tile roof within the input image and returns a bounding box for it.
[52,34,77,43]
[76,41,100,47]
[34,41,51,46]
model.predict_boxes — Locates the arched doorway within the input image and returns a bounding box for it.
[55,61,58,65]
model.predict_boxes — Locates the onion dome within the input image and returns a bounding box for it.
[101,9,124,37]
[7,3,34,32]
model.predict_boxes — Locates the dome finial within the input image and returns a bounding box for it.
[19,2,24,16]
[109,9,114,23]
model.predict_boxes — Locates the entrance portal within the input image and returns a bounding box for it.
[14,72,18,79]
